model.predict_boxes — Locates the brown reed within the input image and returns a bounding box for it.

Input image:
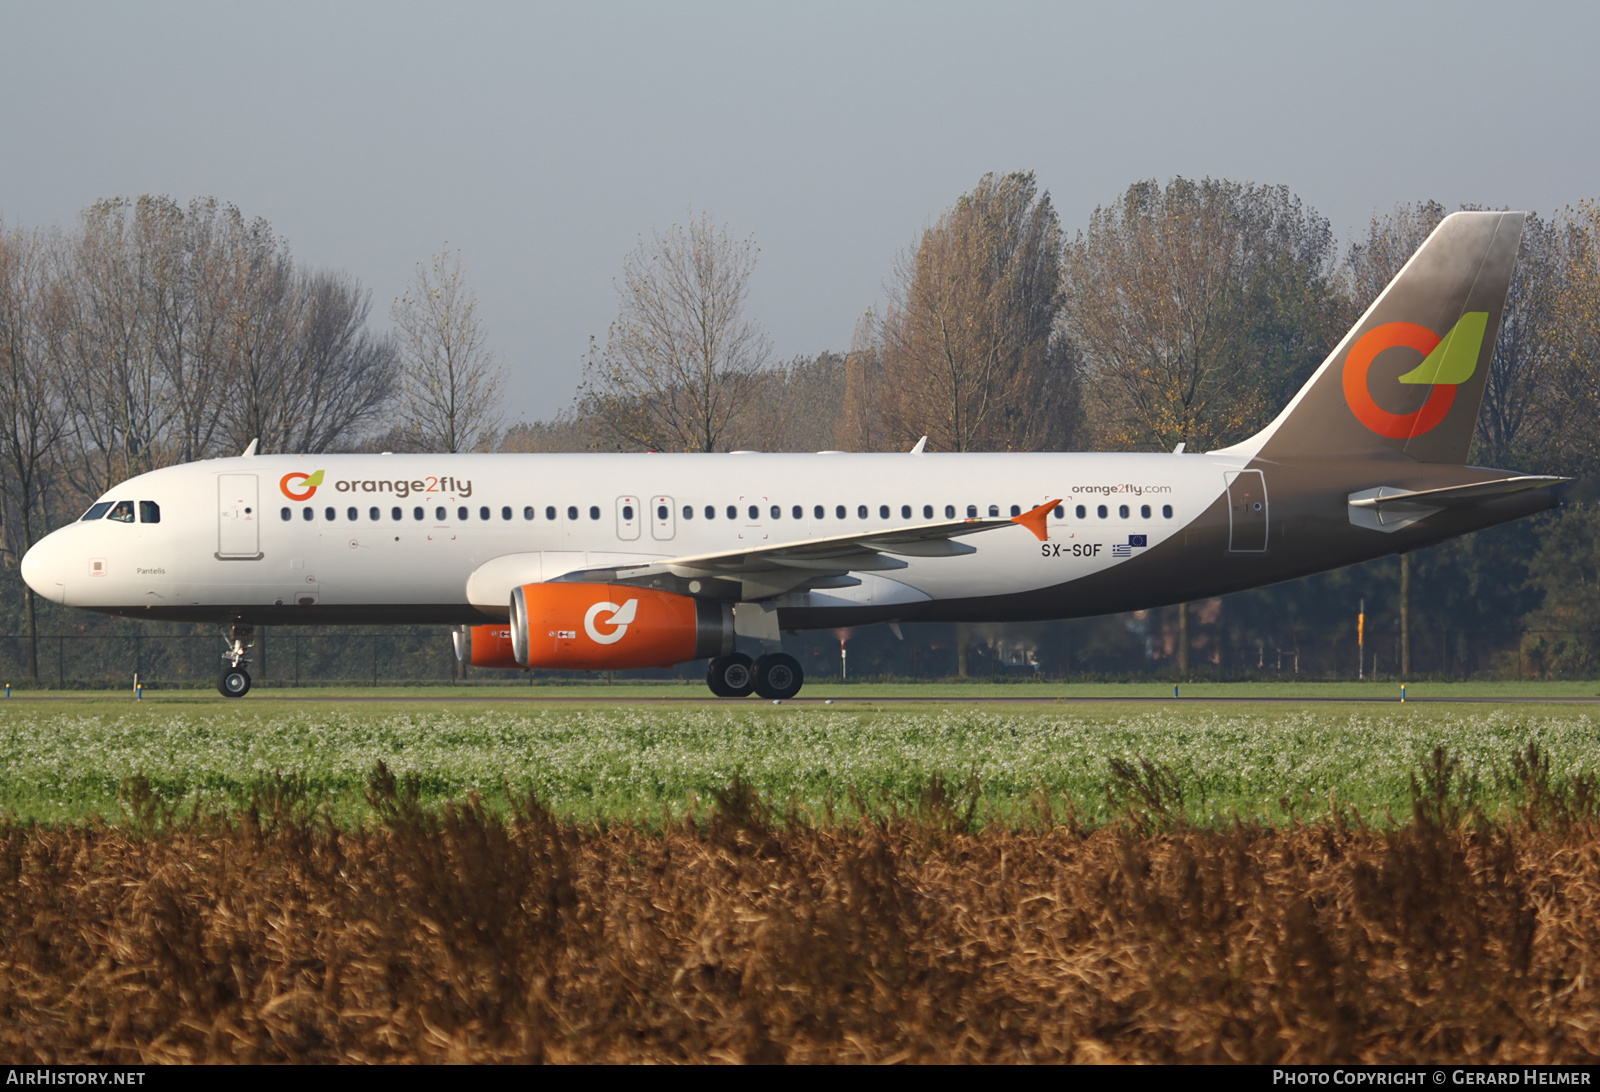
[0,752,1598,1063]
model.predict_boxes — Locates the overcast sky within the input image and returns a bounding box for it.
[3,0,1595,424]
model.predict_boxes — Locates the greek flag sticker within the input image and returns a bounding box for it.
[1113,534,1148,558]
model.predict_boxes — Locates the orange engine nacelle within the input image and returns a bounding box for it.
[457,624,521,669]
[509,583,733,670]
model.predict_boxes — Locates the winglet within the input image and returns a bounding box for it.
[1012,499,1060,542]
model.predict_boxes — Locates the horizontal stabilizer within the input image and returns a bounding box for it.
[1347,475,1567,510]
[1347,475,1567,534]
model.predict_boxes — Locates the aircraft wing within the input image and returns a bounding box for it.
[550,499,1060,600]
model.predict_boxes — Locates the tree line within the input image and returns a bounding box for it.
[0,195,503,675]
[5,178,1600,680]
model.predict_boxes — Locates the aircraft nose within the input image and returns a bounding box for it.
[20,537,67,604]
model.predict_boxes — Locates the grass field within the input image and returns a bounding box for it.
[7,694,1600,1062]
[3,695,1598,825]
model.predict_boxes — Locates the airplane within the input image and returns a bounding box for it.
[20,211,1565,699]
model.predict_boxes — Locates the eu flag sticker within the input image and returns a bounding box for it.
[1128,534,1147,548]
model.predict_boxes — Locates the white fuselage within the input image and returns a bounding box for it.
[22,450,1239,624]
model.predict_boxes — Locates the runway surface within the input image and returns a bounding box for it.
[7,691,1600,705]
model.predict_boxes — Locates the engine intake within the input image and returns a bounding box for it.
[509,583,734,670]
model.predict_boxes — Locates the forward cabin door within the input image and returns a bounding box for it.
[1225,470,1268,552]
[217,473,263,560]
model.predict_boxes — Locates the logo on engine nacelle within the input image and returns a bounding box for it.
[584,599,639,644]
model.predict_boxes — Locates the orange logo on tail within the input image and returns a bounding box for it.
[1342,313,1488,439]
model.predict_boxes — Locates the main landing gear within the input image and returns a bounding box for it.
[217,623,255,698]
[706,651,803,700]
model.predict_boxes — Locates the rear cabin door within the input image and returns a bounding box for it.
[1225,470,1268,552]
[217,473,262,559]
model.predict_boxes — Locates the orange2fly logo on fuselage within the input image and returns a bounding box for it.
[1342,312,1488,439]
[279,470,325,501]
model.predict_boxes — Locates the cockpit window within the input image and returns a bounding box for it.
[139,501,160,524]
[107,501,135,524]
[80,502,114,521]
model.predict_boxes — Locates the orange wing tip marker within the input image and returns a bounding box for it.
[1011,499,1061,543]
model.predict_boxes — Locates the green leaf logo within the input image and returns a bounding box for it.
[1396,312,1488,386]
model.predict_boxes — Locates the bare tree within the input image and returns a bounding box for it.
[0,222,68,677]
[580,213,771,452]
[391,248,503,453]
[876,172,1077,452]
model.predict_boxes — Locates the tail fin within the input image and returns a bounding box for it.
[1236,210,1524,465]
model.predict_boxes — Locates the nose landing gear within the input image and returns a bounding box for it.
[217,623,255,698]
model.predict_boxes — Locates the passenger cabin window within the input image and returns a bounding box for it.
[81,502,114,521]
[988,505,999,517]
[456,506,467,520]
[682,505,694,520]
[370,507,381,520]
[107,501,136,524]
[901,505,912,519]
[545,506,556,520]
[879,504,890,519]
[857,505,868,519]
[944,504,955,518]
[412,506,424,521]
[835,505,846,519]
[1075,505,1086,519]
[303,506,314,522]
[480,506,490,520]
[1163,504,1173,518]
[502,506,512,520]
[588,505,600,520]
[348,507,359,521]
[966,504,978,518]
[814,505,824,519]
[1141,504,1151,518]
[325,506,337,521]
[1054,505,1065,519]
[748,505,759,520]
[1119,504,1129,518]
[436,506,447,521]
[523,506,534,520]
[770,505,781,519]
[924,505,933,519]
[1097,505,1108,519]
[726,505,737,519]
[391,506,402,521]
[1010,504,1021,517]
[792,505,802,519]
[623,504,635,520]
[567,506,578,521]
[705,506,715,520]
[280,507,292,522]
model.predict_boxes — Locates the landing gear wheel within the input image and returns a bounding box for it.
[706,653,755,698]
[218,667,252,698]
[753,653,803,700]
